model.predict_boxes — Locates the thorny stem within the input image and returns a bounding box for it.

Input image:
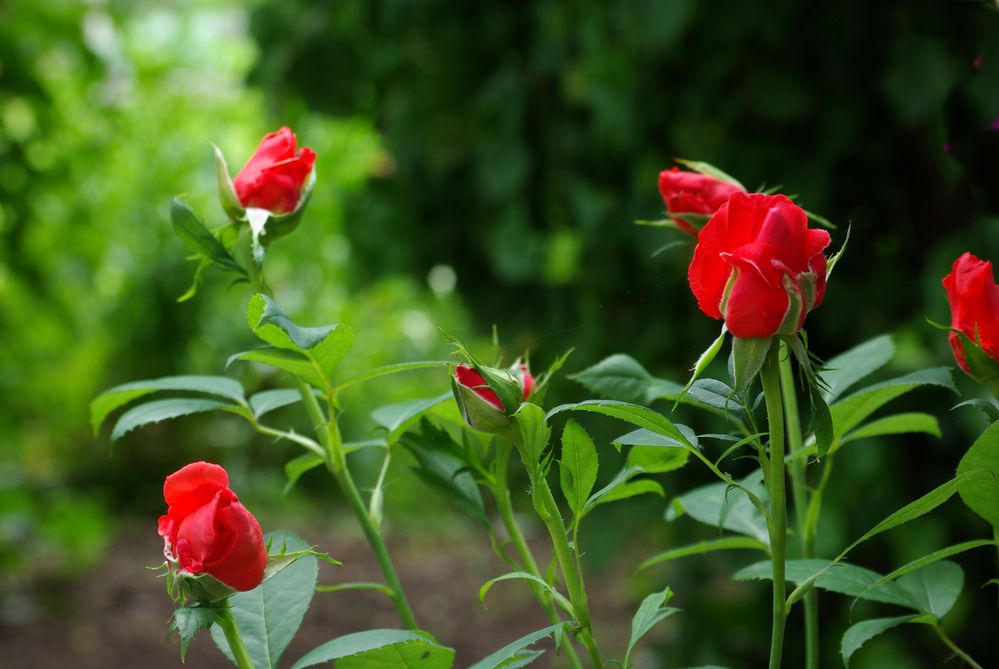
[932,623,984,669]
[779,345,819,669]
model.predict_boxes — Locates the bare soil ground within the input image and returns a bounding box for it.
[0,524,644,668]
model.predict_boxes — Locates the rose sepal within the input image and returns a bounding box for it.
[952,328,999,387]
[450,371,512,434]
[213,143,246,222]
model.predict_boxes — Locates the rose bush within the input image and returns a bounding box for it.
[688,192,831,338]
[943,251,999,379]
[233,126,316,215]
[157,461,266,592]
[658,166,745,235]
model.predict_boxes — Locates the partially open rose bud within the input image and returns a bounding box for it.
[158,461,266,593]
[942,252,999,387]
[688,192,831,339]
[233,127,316,216]
[452,362,536,433]
[659,166,745,236]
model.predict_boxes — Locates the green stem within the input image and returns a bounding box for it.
[994,528,999,608]
[933,624,984,669]
[292,378,419,631]
[492,442,584,669]
[778,346,819,669]
[216,605,256,669]
[761,345,788,669]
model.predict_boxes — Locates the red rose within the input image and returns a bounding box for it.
[942,252,999,374]
[688,192,831,339]
[454,364,534,410]
[659,167,745,236]
[233,127,316,215]
[157,462,266,592]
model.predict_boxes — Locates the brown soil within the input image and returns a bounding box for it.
[0,524,643,669]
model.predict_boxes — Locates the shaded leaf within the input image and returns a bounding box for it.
[92,375,245,435]
[467,624,568,669]
[957,419,999,530]
[111,398,232,443]
[639,536,769,571]
[841,616,920,667]
[290,630,453,669]
[560,420,599,517]
[819,335,894,402]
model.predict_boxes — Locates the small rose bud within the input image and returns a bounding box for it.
[452,362,535,433]
[942,252,999,387]
[233,127,316,216]
[158,461,266,593]
[659,166,745,236]
[688,192,831,339]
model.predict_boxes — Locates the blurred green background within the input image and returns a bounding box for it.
[2,0,999,667]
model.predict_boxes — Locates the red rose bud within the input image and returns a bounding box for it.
[942,252,999,383]
[452,363,534,433]
[659,167,745,236]
[158,461,266,592]
[688,192,831,339]
[233,127,316,215]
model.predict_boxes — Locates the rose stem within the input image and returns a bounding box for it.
[492,440,585,669]
[779,343,819,669]
[761,344,788,669]
[293,377,420,630]
[216,604,256,669]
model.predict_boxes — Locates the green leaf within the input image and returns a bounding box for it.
[372,393,452,444]
[212,143,246,221]
[625,445,689,475]
[841,615,920,667]
[290,630,454,669]
[170,198,245,274]
[169,605,217,662]
[669,474,770,546]
[110,398,232,442]
[212,531,319,669]
[334,361,452,394]
[228,348,326,389]
[957,419,999,530]
[840,412,941,445]
[678,325,727,400]
[639,536,769,571]
[674,158,746,190]
[581,467,663,519]
[803,208,837,230]
[284,453,325,494]
[547,400,691,447]
[91,375,245,435]
[686,379,746,415]
[569,354,683,405]
[734,559,915,609]
[625,587,680,667]
[825,223,850,275]
[250,388,320,418]
[895,560,963,618]
[858,541,994,603]
[731,336,772,393]
[512,403,552,476]
[479,572,574,614]
[560,420,599,517]
[247,294,355,387]
[402,435,488,526]
[952,398,999,422]
[467,623,568,669]
[831,368,955,438]
[819,335,895,402]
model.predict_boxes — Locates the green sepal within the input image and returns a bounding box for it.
[731,336,772,393]
[212,143,246,222]
[674,158,746,190]
[439,328,524,416]
[450,372,511,434]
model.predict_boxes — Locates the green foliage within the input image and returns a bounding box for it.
[290,630,454,669]
[840,616,923,667]
[467,624,568,669]
[731,336,772,394]
[624,587,680,667]
[560,420,599,518]
[170,605,217,662]
[668,474,770,546]
[111,398,235,443]
[957,418,999,530]
[212,531,320,669]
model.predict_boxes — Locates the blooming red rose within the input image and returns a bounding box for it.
[659,167,745,236]
[233,127,316,215]
[942,252,999,374]
[688,192,831,338]
[158,461,266,592]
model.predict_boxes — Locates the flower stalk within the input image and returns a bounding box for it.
[216,605,256,669]
[760,345,788,669]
